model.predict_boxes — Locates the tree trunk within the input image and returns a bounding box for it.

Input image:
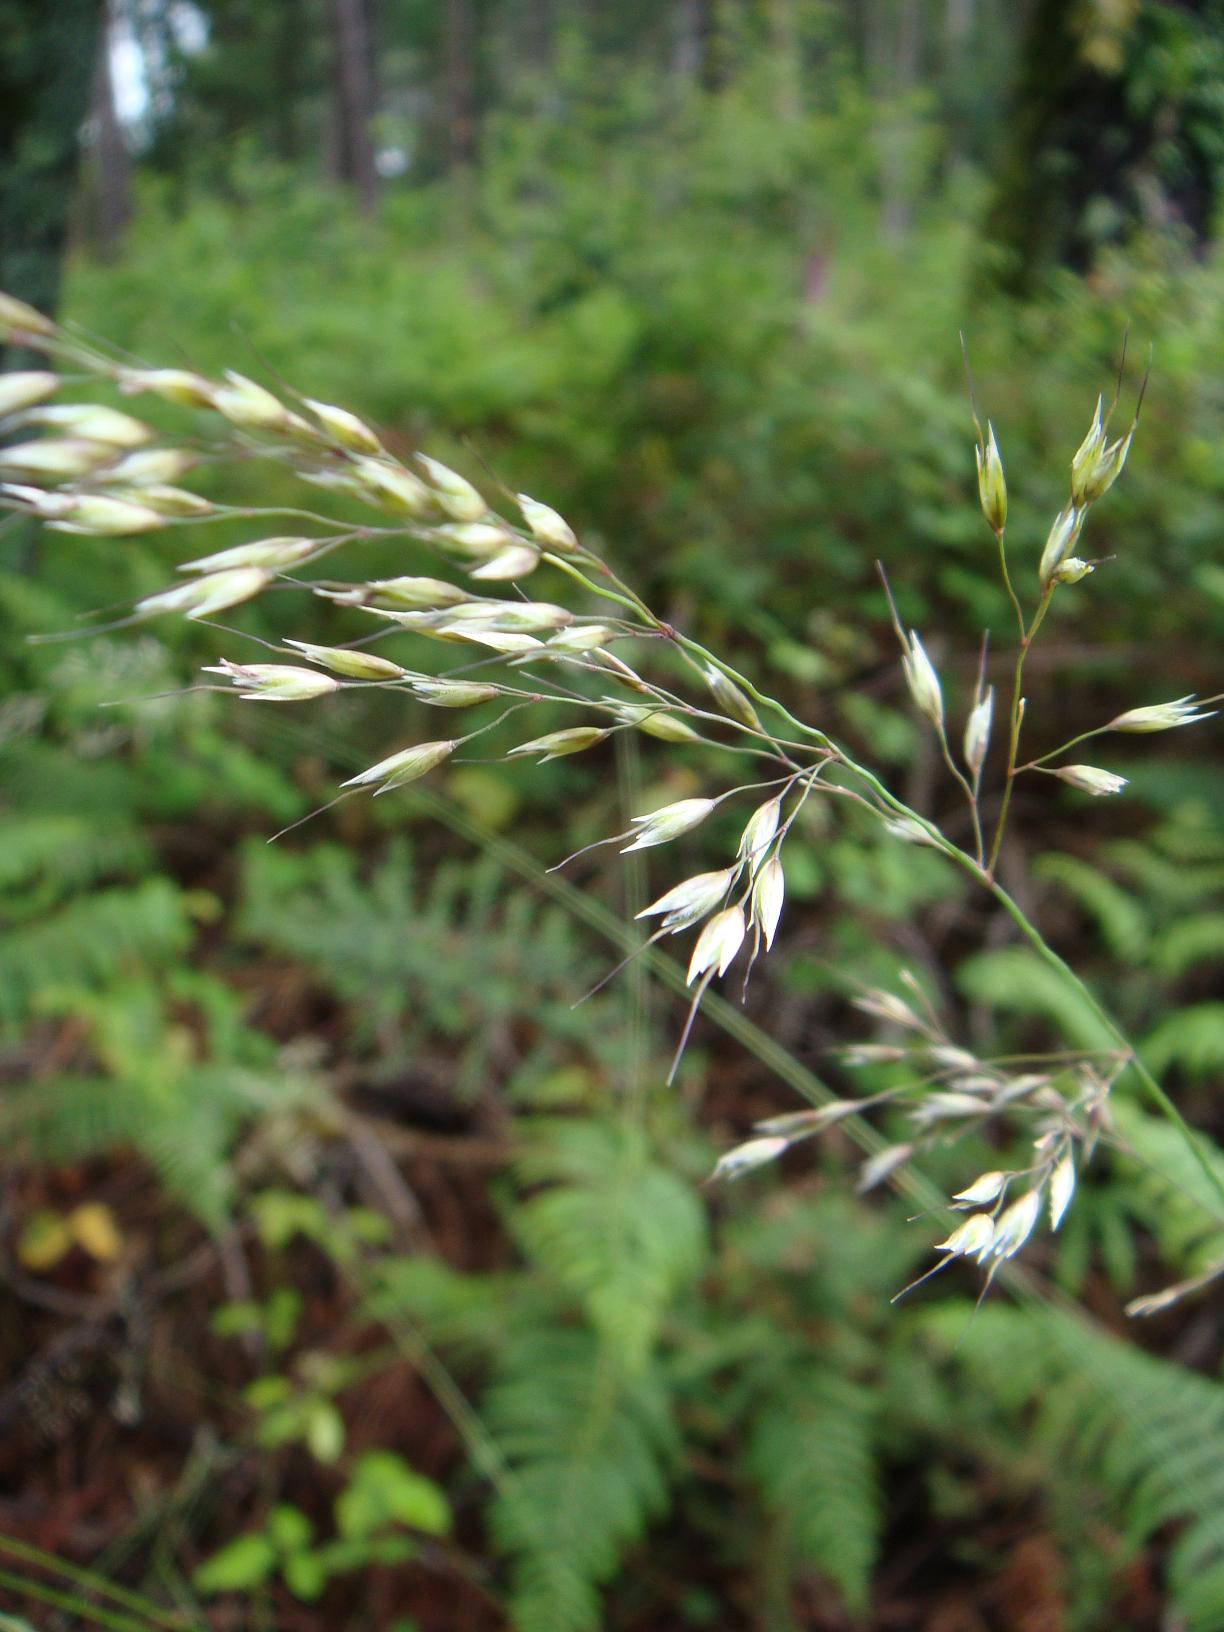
[673,0,706,86]
[86,0,133,262]
[978,0,1219,298]
[0,0,104,342]
[328,0,380,214]
[446,0,477,170]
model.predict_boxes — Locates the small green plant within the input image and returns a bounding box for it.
[193,1452,450,1603]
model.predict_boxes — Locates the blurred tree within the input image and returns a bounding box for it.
[0,0,103,329]
[445,0,476,168]
[329,0,382,208]
[981,0,1224,296]
[83,0,134,260]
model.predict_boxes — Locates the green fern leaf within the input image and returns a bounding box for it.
[1112,1103,1224,1274]
[513,1119,707,1370]
[1142,1002,1224,1078]
[1033,853,1149,963]
[0,879,191,1031]
[0,815,150,914]
[955,946,1113,1050]
[1153,914,1224,979]
[746,1367,881,1614]
[486,1327,677,1632]
[924,1302,1224,1630]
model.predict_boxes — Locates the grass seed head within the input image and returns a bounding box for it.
[751,856,785,949]
[415,454,487,521]
[1108,695,1215,733]
[548,624,617,651]
[25,404,154,447]
[1052,556,1094,585]
[739,797,781,872]
[411,680,501,707]
[433,522,516,560]
[1039,504,1084,588]
[0,290,55,339]
[856,1143,913,1193]
[901,630,943,728]
[506,726,610,762]
[137,566,271,621]
[1048,1155,1076,1230]
[1069,396,1106,506]
[622,797,716,851]
[516,493,578,553]
[181,537,321,574]
[118,367,215,408]
[211,371,296,433]
[341,739,456,790]
[0,437,116,481]
[284,641,406,680]
[989,1191,1042,1259]
[636,868,736,933]
[351,457,435,517]
[704,664,762,731]
[45,494,165,535]
[1052,763,1128,796]
[953,1171,1008,1206]
[709,1136,789,1183]
[614,703,703,743]
[324,576,470,610]
[302,397,383,454]
[469,543,540,580]
[0,371,59,417]
[936,1214,996,1262]
[96,448,199,487]
[204,660,341,701]
[687,905,746,984]
[975,420,1007,532]
[963,684,994,779]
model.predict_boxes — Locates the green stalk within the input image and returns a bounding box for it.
[0,1537,201,1632]
[0,1565,169,1632]
[986,586,1052,875]
[650,633,1224,1222]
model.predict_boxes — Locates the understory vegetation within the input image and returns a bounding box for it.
[4,11,1224,1632]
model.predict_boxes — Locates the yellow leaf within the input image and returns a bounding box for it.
[17,1210,72,1272]
[68,1202,124,1263]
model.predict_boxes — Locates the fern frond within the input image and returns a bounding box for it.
[1034,853,1149,963]
[364,1255,524,1356]
[512,1119,707,1371]
[1,1073,151,1161]
[746,1366,881,1615]
[1153,914,1224,979]
[486,1327,677,1632]
[0,880,190,1030]
[924,1302,1224,1630]
[1113,1103,1224,1275]
[1105,838,1224,911]
[955,946,1113,1050]
[1142,1002,1224,1078]
[239,841,594,1036]
[0,815,150,914]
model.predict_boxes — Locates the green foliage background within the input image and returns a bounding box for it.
[4,8,1224,1630]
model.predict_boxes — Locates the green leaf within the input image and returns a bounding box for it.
[746,1368,881,1614]
[305,1399,345,1463]
[956,946,1113,1051]
[513,1120,707,1370]
[336,1451,451,1538]
[282,1548,330,1602]
[193,1533,277,1594]
[267,1503,314,1555]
